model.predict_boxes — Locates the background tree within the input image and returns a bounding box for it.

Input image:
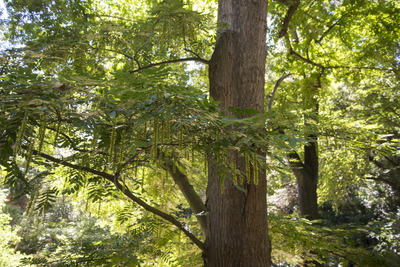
[267,0,400,265]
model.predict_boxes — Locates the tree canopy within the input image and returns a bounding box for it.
[0,0,399,266]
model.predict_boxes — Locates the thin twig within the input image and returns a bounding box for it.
[289,48,324,68]
[267,73,292,112]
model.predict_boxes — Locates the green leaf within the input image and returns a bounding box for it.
[234,185,247,193]
[289,137,297,147]
[109,110,117,118]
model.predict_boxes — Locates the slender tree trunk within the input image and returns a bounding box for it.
[204,1,271,266]
[290,139,322,267]
[289,138,319,220]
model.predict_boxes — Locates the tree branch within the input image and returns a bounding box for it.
[24,146,205,251]
[365,176,399,192]
[278,0,300,38]
[288,151,307,179]
[325,65,392,72]
[284,34,324,68]
[129,57,209,74]
[99,48,135,60]
[46,125,87,153]
[284,31,391,72]
[267,73,292,112]
[184,48,205,60]
[85,13,133,22]
[367,156,400,192]
[316,15,346,44]
[289,48,324,68]
[162,156,208,236]
[115,177,205,251]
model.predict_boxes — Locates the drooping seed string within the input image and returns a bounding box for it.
[118,128,126,165]
[232,159,238,185]
[91,128,98,157]
[172,146,177,173]
[25,138,35,175]
[245,153,251,184]
[109,120,117,168]
[179,125,183,150]
[82,154,88,168]
[160,119,165,144]
[253,153,259,185]
[14,114,28,156]
[54,120,62,147]
[142,167,145,193]
[152,119,158,158]
[134,158,138,178]
[37,116,46,154]
[165,118,171,142]
[204,153,208,176]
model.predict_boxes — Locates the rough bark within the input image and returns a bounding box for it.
[204,1,270,266]
[289,139,322,267]
[288,139,320,220]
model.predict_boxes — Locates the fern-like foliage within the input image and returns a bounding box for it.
[116,205,135,225]
[86,177,114,203]
[35,187,59,214]
[62,169,86,195]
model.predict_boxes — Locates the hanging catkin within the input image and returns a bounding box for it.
[134,158,138,178]
[166,118,171,142]
[14,114,28,156]
[152,120,158,157]
[185,147,189,160]
[109,120,117,164]
[157,147,162,167]
[245,153,251,184]
[54,120,62,147]
[141,167,145,193]
[160,119,165,144]
[204,153,208,176]
[172,146,176,173]
[253,153,259,185]
[118,129,126,165]
[215,129,220,141]
[179,125,183,150]
[25,138,35,175]
[37,116,46,154]
[232,159,238,185]
[91,128,98,156]
[82,154,88,167]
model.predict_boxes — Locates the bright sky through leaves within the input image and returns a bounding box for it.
[0,0,7,19]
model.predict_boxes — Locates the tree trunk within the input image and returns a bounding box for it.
[289,139,321,267]
[204,1,271,266]
[289,139,319,220]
